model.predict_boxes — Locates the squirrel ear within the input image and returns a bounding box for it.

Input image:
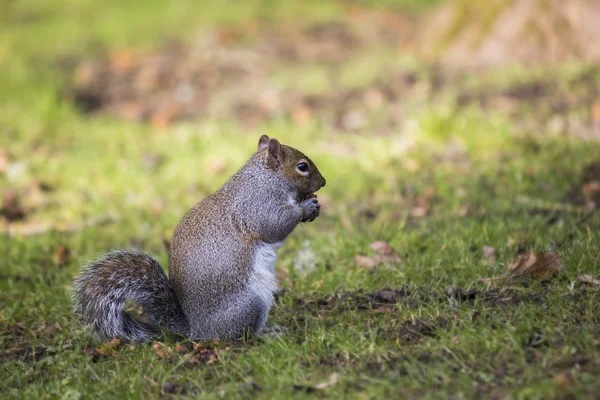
[267,138,281,169]
[258,135,270,151]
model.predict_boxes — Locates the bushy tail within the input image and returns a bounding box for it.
[72,250,189,342]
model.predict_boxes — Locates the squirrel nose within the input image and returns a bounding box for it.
[321,177,326,187]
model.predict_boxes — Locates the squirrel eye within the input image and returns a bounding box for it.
[296,162,309,173]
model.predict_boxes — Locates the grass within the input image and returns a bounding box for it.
[1,0,600,399]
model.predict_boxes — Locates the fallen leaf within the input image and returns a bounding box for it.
[354,255,377,269]
[314,373,340,389]
[103,338,121,350]
[482,246,496,263]
[53,245,71,266]
[84,346,109,361]
[410,205,428,217]
[89,338,122,359]
[553,370,576,390]
[578,274,600,285]
[481,251,562,286]
[369,241,403,264]
[151,342,171,359]
[1,190,26,222]
[582,180,600,209]
[355,241,403,270]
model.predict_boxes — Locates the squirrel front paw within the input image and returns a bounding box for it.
[299,198,320,222]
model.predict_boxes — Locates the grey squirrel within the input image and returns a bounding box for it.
[72,135,326,341]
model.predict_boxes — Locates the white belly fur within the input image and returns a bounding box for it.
[249,241,281,310]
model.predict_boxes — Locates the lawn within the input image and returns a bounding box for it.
[1,0,599,399]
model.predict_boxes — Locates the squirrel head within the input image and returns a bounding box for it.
[258,135,326,201]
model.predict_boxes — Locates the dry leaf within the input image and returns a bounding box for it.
[553,370,576,390]
[481,251,562,286]
[410,205,428,218]
[53,245,71,266]
[151,342,171,359]
[1,190,26,222]
[354,255,377,269]
[578,274,600,285]
[482,246,496,263]
[369,241,403,264]
[582,180,600,210]
[355,241,402,270]
[103,338,121,350]
[314,373,340,390]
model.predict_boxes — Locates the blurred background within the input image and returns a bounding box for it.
[1,0,598,241]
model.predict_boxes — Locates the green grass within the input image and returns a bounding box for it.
[1,0,600,399]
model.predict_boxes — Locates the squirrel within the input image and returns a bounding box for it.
[72,135,326,342]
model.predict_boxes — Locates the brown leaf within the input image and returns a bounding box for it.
[354,255,377,269]
[355,241,403,270]
[553,370,576,390]
[314,373,340,390]
[53,245,71,266]
[482,246,496,263]
[409,206,428,218]
[103,338,122,350]
[1,190,26,222]
[481,251,562,286]
[582,180,600,210]
[151,342,171,359]
[369,241,403,264]
[90,338,122,359]
[578,274,600,286]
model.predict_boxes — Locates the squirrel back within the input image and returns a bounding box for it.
[72,135,326,341]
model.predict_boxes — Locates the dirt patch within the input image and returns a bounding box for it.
[292,286,446,313]
[385,316,452,343]
[1,343,48,363]
[289,285,550,318]
[0,322,54,363]
[446,285,549,308]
